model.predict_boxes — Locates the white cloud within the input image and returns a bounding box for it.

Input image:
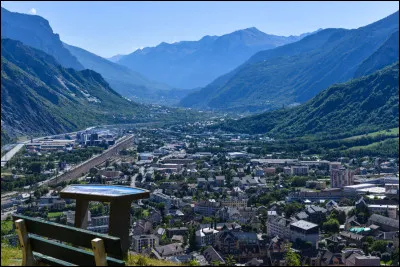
[28,8,37,15]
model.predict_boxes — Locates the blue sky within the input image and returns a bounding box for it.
[1,1,398,58]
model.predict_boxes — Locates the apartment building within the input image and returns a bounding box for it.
[131,234,159,253]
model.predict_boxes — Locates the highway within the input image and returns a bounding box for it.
[1,143,25,167]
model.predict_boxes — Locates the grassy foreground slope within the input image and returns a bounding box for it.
[1,243,182,266]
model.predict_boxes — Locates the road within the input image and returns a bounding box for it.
[130,173,137,188]
[1,209,17,220]
[1,143,25,167]
[139,167,145,183]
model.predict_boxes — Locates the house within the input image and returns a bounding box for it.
[132,220,153,235]
[171,235,184,243]
[216,206,243,223]
[215,176,226,186]
[264,167,276,176]
[215,231,259,257]
[267,215,291,240]
[237,168,245,177]
[368,214,399,232]
[139,153,153,161]
[194,199,221,216]
[339,231,365,246]
[367,204,398,219]
[197,178,207,188]
[283,167,291,175]
[305,205,328,224]
[38,196,66,211]
[267,236,289,266]
[155,243,184,258]
[166,227,188,238]
[155,227,166,237]
[220,198,248,209]
[290,220,319,248]
[131,234,159,253]
[344,253,380,266]
[245,258,264,266]
[203,246,225,265]
[344,216,361,231]
[326,200,339,211]
[196,227,219,247]
[318,250,344,266]
[150,190,181,209]
[149,210,162,224]
[254,167,265,177]
[238,207,258,222]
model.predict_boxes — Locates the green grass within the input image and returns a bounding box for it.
[346,137,399,151]
[142,209,149,218]
[1,242,181,266]
[48,212,63,218]
[1,220,14,236]
[343,127,399,140]
[1,243,22,266]
[380,260,392,265]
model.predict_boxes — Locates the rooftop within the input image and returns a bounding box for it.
[290,220,318,230]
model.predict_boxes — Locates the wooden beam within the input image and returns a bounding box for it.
[109,199,132,256]
[14,219,35,266]
[29,234,125,266]
[92,238,107,266]
[13,214,123,259]
[75,199,89,229]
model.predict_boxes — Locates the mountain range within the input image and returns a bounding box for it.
[115,27,320,89]
[1,38,148,138]
[63,42,194,105]
[1,7,193,105]
[217,62,399,137]
[1,7,84,70]
[180,11,399,112]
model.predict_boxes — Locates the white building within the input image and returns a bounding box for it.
[267,216,291,239]
[195,227,219,247]
[131,234,159,253]
[290,220,319,248]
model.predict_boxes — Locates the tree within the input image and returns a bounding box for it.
[284,202,303,218]
[392,248,399,266]
[284,243,301,266]
[362,242,369,255]
[28,162,42,174]
[189,227,197,252]
[381,252,391,266]
[371,240,388,254]
[318,241,326,249]
[323,218,340,233]
[46,161,55,170]
[329,209,346,224]
[225,255,236,266]
[211,260,220,266]
[134,255,149,266]
[188,259,200,266]
[327,243,335,252]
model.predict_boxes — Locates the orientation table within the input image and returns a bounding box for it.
[60,184,150,254]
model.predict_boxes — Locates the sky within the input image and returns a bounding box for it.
[1,1,399,58]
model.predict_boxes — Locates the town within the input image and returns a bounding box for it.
[1,124,399,266]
